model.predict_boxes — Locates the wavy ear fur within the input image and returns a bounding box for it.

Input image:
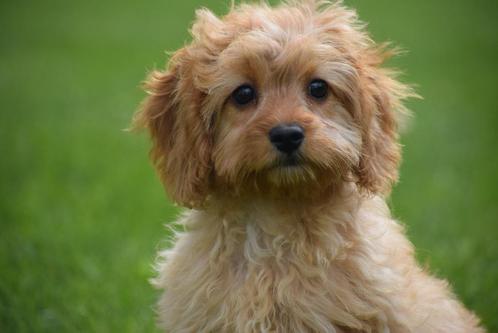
[133,49,212,207]
[354,48,412,195]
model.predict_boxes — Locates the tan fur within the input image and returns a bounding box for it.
[134,1,484,332]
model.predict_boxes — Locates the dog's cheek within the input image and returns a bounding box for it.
[213,122,274,183]
[212,125,242,181]
[304,115,362,170]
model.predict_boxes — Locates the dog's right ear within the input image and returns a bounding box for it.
[132,49,212,208]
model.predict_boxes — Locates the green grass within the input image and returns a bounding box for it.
[1,0,497,331]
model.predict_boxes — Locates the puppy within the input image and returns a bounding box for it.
[134,1,484,332]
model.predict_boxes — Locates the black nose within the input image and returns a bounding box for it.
[269,124,305,154]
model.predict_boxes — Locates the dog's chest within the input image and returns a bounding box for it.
[156,203,407,332]
[166,219,391,331]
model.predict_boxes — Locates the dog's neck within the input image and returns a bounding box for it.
[178,181,375,285]
[192,181,365,240]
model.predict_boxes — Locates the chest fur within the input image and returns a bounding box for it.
[155,200,409,332]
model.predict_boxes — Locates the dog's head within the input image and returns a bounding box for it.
[134,1,413,207]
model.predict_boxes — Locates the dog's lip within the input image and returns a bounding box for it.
[281,157,300,167]
[271,154,304,168]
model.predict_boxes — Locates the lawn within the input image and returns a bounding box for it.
[1,0,497,331]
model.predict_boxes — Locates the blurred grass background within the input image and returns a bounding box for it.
[0,0,496,331]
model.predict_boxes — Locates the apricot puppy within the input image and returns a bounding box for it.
[134,1,484,332]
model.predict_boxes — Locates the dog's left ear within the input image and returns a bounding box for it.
[354,50,412,195]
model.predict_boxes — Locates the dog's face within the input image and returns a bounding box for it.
[213,34,361,193]
[134,1,412,207]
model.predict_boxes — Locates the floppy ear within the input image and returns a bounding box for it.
[133,49,212,207]
[354,50,412,195]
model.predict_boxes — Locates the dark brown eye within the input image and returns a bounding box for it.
[308,79,329,100]
[231,84,256,106]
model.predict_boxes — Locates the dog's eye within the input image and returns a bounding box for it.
[231,84,256,106]
[308,79,329,100]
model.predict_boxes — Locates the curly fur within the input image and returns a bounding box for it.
[134,1,484,332]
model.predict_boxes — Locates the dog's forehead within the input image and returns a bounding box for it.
[217,26,343,85]
[192,3,365,113]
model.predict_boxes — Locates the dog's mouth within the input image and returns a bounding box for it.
[272,154,303,169]
[262,153,321,187]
